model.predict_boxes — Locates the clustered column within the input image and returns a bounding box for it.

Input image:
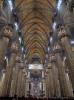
[58,27,74,91]
[53,43,73,97]
[16,61,26,97]
[9,55,20,97]
[50,54,61,97]
[0,26,13,65]
[1,42,18,96]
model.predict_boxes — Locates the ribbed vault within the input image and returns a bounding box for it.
[15,0,56,63]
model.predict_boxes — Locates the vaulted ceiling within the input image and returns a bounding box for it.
[15,0,56,63]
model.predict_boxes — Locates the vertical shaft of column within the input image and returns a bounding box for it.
[47,65,54,97]
[63,58,74,96]
[1,54,16,96]
[54,44,73,97]
[19,66,26,97]
[9,61,19,97]
[16,68,23,97]
[65,72,74,96]
[50,55,61,97]
[0,25,14,65]
[16,61,25,97]
[20,72,26,97]
[25,71,30,97]
[25,79,29,97]
[22,68,26,97]
[0,69,6,95]
[24,74,27,98]
[58,27,74,90]
[0,37,9,65]
[1,42,18,96]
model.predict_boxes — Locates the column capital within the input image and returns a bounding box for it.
[15,55,21,63]
[50,54,56,63]
[58,26,70,40]
[53,43,62,54]
[15,55,25,69]
[10,42,19,54]
[2,25,14,39]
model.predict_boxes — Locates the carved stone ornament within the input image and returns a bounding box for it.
[58,26,70,40]
[2,26,14,39]
[11,42,18,53]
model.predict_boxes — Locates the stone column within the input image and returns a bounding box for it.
[1,42,18,96]
[20,71,26,97]
[16,62,25,97]
[63,58,73,96]
[50,54,61,97]
[16,68,23,97]
[53,44,73,97]
[25,79,29,97]
[0,37,9,64]
[19,67,26,97]
[47,64,54,97]
[0,69,6,95]
[0,25,13,65]
[9,55,20,97]
[22,68,26,97]
[58,26,74,90]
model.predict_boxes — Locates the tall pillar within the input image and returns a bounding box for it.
[25,71,30,97]
[25,79,29,97]
[58,27,74,91]
[0,69,6,95]
[1,42,18,96]
[50,54,61,97]
[16,67,23,97]
[16,62,25,97]
[47,64,54,97]
[63,58,73,96]
[9,55,20,97]
[20,71,26,97]
[53,44,73,97]
[0,26,13,65]
[22,68,26,97]
[0,37,9,64]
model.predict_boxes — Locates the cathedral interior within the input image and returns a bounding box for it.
[0,0,74,99]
